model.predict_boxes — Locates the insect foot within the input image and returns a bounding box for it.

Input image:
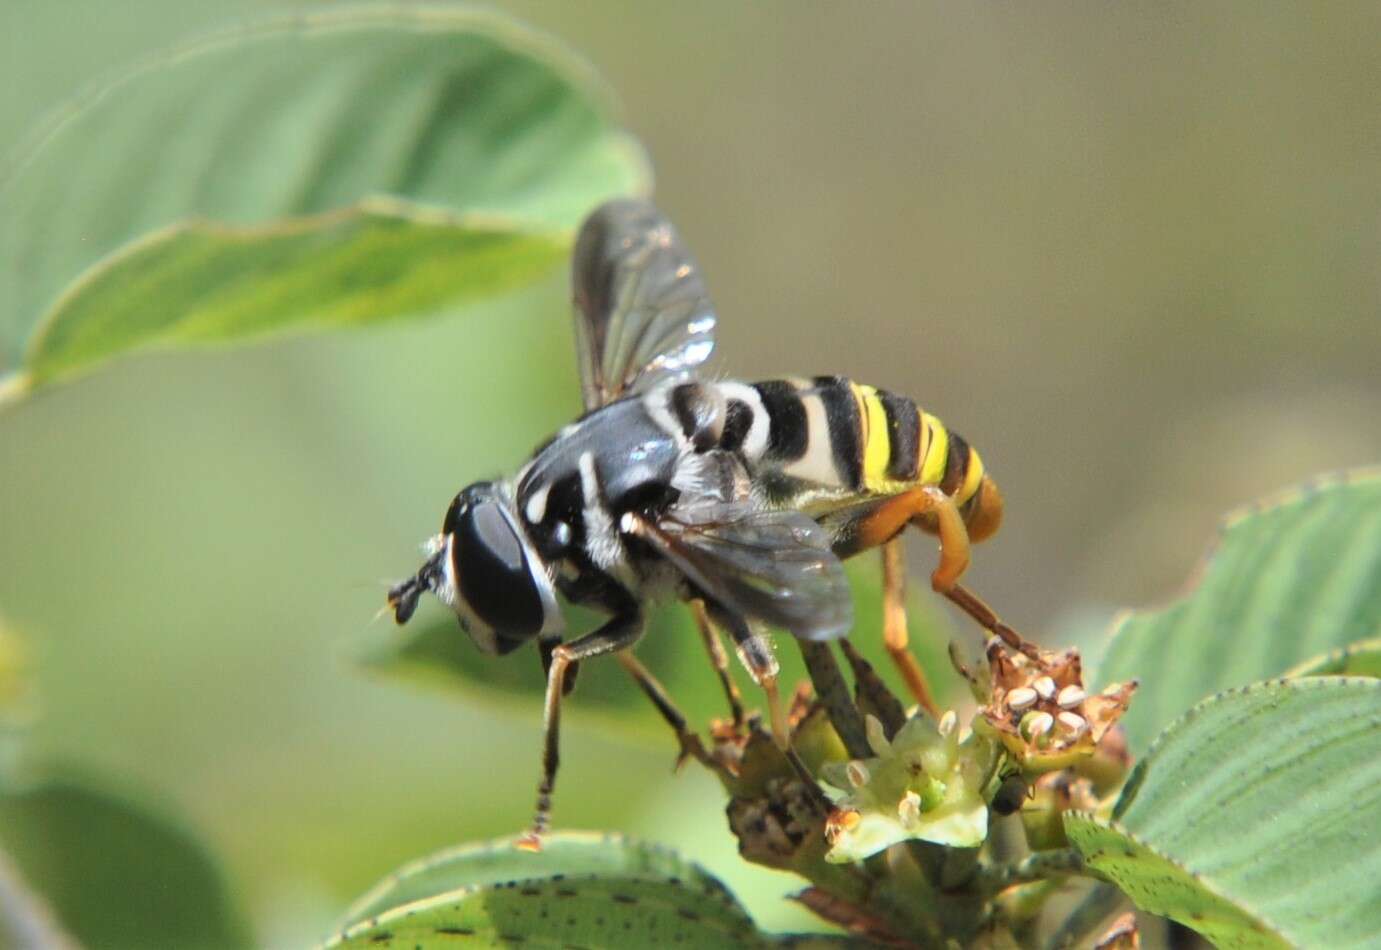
[513,831,543,853]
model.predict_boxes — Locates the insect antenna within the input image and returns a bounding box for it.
[385,550,444,625]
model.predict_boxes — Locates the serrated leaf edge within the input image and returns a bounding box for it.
[1112,675,1381,818]
[1095,468,1381,687]
[325,882,488,947]
[327,868,758,948]
[1063,811,1289,948]
[337,830,704,927]
[327,879,757,949]
[1282,637,1381,677]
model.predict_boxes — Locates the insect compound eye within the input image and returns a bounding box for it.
[443,483,553,654]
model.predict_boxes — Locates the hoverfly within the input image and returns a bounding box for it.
[387,199,1010,849]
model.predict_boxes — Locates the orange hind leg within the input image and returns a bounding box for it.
[881,539,940,717]
[857,482,1037,670]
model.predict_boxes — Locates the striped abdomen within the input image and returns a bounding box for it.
[713,376,1003,544]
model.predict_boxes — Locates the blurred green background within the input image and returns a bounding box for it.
[1,2,1378,945]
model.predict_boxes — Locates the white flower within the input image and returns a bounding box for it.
[821,712,995,862]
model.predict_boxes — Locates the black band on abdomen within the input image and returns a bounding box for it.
[754,380,808,461]
[880,390,920,481]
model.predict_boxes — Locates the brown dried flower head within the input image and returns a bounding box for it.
[975,638,1137,774]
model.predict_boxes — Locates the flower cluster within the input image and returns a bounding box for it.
[821,710,995,862]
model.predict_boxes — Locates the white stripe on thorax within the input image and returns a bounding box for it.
[524,480,552,523]
[643,381,692,448]
[715,381,771,461]
[578,451,634,584]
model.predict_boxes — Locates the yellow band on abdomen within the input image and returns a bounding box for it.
[856,385,894,492]
[920,412,948,486]
[961,446,985,504]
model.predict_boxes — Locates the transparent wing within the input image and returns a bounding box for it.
[571,198,716,410]
[637,503,854,642]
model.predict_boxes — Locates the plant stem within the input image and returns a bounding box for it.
[1043,882,1127,950]
[796,641,870,759]
[974,848,1086,896]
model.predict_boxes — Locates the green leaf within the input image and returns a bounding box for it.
[339,832,730,927]
[1063,818,1287,949]
[1066,677,1381,948]
[360,560,962,742]
[1096,471,1381,750]
[328,832,767,949]
[0,774,251,949]
[16,207,565,391]
[0,7,649,400]
[1284,637,1381,678]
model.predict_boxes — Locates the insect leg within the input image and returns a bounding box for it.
[705,604,832,812]
[912,486,1040,659]
[837,638,907,738]
[800,640,872,759]
[839,488,956,709]
[943,583,1040,659]
[850,485,1037,658]
[911,485,972,591]
[614,651,722,774]
[880,538,941,718]
[690,598,746,728]
[516,610,646,852]
[537,632,579,695]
